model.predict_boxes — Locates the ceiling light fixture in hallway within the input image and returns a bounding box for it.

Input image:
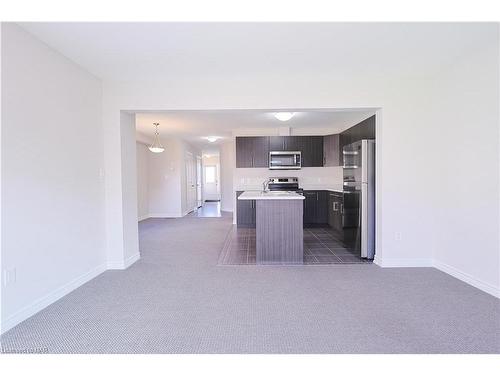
[148,122,165,153]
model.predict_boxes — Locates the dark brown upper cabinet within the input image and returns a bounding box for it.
[235,136,270,168]
[237,135,323,168]
[269,136,300,152]
[323,134,341,167]
[299,136,323,167]
[339,115,376,161]
[269,136,286,151]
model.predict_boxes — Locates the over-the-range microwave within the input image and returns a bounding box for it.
[269,151,301,170]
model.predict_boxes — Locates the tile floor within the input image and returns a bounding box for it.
[218,226,372,265]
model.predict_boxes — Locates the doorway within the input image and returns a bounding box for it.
[185,152,197,214]
[202,153,221,202]
[196,156,202,208]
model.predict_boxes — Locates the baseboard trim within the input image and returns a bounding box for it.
[374,256,433,268]
[433,260,500,298]
[148,213,183,218]
[375,255,499,298]
[107,252,140,270]
[1,262,107,335]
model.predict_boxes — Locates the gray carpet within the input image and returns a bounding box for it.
[1,214,499,353]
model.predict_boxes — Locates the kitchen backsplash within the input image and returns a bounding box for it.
[234,166,343,190]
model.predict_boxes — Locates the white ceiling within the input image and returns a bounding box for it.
[19,22,494,81]
[135,109,375,151]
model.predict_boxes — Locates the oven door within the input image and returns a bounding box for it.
[269,151,301,169]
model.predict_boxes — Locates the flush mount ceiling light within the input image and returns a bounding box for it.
[148,123,165,153]
[274,112,295,122]
[206,136,219,143]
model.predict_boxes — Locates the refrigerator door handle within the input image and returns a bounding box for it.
[361,140,368,183]
[361,183,368,258]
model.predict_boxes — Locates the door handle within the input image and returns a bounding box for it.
[333,202,338,211]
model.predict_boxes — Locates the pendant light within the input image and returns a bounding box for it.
[148,122,165,153]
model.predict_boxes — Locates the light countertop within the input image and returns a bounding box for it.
[235,186,345,194]
[238,190,305,200]
[301,185,344,193]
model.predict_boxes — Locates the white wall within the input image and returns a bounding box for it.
[103,24,499,297]
[136,142,149,220]
[0,21,4,335]
[219,141,235,212]
[147,138,183,217]
[1,23,106,333]
[425,42,500,296]
[117,112,140,266]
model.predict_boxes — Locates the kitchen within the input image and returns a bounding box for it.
[219,113,376,265]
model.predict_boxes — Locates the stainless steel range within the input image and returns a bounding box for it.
[266,177,303,194]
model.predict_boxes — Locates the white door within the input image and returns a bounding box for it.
[196,156,202,208]
[185,152,197,213]
[203,165,220,201]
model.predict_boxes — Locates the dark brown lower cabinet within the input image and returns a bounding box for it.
[303,190,328,227]
[328,192,344,240]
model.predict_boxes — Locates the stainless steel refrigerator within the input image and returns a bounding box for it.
[342,139,375,259]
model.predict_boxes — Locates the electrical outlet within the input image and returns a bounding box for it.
[395,232,402,241]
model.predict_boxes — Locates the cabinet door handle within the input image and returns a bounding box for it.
[333,202,338,211]
[340,203,343,214]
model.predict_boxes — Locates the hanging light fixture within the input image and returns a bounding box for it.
[148,122,165,153]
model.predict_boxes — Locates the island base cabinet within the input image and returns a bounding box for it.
[236,191,256,228]
[255,200,304,264]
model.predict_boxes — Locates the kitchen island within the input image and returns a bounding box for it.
[237,191,305,264]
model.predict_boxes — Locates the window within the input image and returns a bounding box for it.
[205,166,216,184]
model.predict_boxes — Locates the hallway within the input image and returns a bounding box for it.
[190,201,222,218]
[1,215,499,353]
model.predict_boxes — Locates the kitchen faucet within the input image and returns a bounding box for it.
[262,179,270,192]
